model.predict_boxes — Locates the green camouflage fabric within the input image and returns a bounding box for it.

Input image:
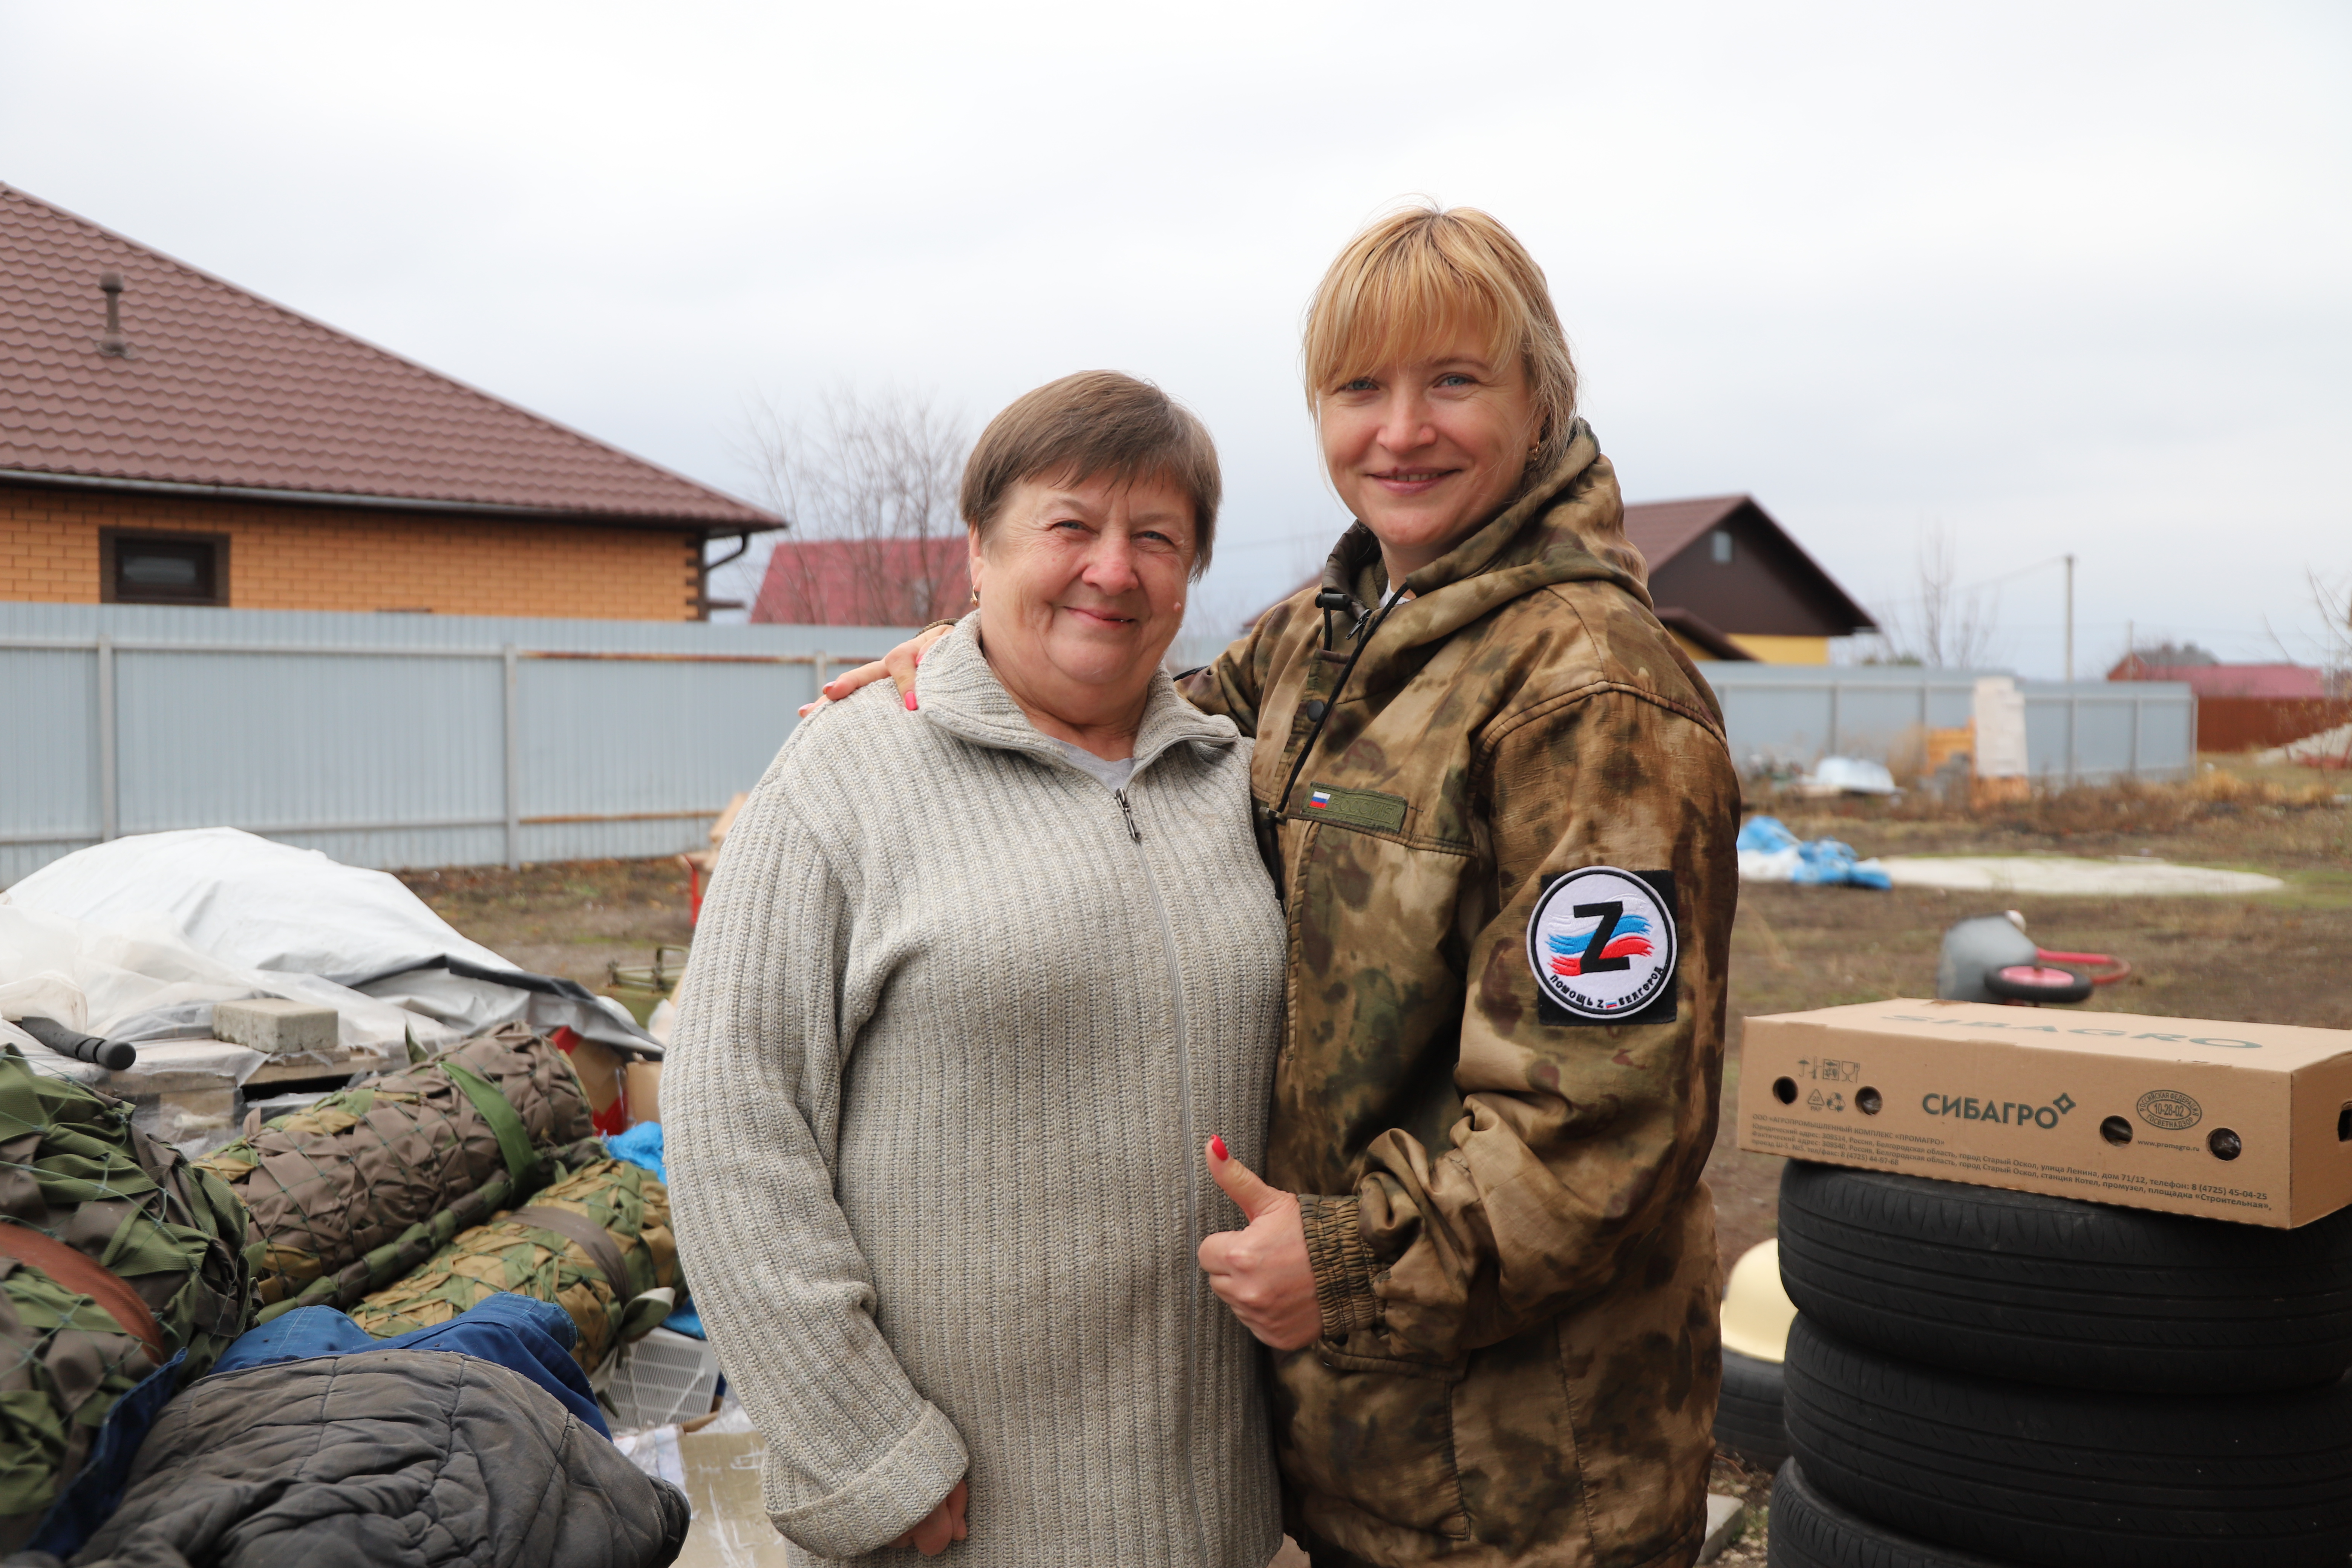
[349,1158,676,1373]
[1181,420,1739,1568]
[0,1046,253,1549]
[198,1024,597,1321]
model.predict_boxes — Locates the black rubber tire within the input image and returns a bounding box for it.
[1770,1459,2026,1568]
[1713,1348,1789,1469]
[1784,1314,2352,1568]
[1778,1161,2352,1392]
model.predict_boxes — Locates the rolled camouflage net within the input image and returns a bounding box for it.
[198,1024,597,1321]
[349,1158,675,1373]
[0,1046,253,1548]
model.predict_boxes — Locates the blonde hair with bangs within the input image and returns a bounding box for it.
[1303,203,1579,481]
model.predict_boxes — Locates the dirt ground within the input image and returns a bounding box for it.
[396,760,2348,1563]
[400,758,2352,1280]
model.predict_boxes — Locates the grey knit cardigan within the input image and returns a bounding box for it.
[665,619,1287,1568]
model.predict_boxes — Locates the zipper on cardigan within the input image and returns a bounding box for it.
[1119,786,1213,1562]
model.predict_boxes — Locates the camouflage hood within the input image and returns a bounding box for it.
[1182,420,1739,1568]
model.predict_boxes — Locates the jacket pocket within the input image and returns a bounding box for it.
[1271,1343,1470,1540]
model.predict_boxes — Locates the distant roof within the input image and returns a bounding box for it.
[2112,661,2326,699]
[1246,492,1875,639]
[0,182,776,531]
[1654,607,1755,661]
[1621,494,1749,568]
[752,536,970,627]
[1624,493,1876,635]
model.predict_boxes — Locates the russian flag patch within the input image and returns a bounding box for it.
[1307,788,1332,810]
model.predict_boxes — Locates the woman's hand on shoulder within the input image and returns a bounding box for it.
[888,1476,969,1556]
[796,624,953,718]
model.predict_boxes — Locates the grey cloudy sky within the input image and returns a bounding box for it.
[6,1,2346,675]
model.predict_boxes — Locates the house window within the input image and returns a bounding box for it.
[1710,529,1734,564]
[101,530,230,605]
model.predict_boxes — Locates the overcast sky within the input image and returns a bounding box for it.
[5,1,2346,675]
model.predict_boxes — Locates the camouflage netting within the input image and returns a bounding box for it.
[198,1024,598,1322]
[0,1046,253,1548]
[350,1158,675,1373]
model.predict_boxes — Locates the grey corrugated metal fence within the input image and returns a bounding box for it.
[2,605,2208,885]
[0,603,917,884]
[1698,663,2197,783]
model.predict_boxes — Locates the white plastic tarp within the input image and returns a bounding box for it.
[0,903,436,1079]
[2,829,654,1054]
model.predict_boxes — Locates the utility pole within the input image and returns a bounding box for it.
[2064,553,2076,683]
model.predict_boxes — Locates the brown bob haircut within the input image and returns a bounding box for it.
[1303,203,1580,479]
[961,371,1222,577]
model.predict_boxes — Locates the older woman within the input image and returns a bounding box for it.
[665,371,1287,1567]
[835,208,1741,1568]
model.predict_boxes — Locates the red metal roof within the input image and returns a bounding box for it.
[0,182,776,530]
[2112,661,2326,699]
[751,537,971,626]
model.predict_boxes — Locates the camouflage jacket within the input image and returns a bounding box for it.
[1181,422,1738,1568]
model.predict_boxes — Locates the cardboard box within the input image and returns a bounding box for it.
[1738,998,2352,1227]
[672,1432,789,1567]
[567,1036,629,1122]
[626,1060,662,1125]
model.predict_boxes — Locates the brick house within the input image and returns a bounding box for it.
[1,183,777,620]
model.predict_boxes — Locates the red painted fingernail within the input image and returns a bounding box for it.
[1209,1135,1229,1161]
[904,690,918,710]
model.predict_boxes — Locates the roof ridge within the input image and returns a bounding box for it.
[0,181,778,527]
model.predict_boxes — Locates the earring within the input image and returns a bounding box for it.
[970,588,979,605]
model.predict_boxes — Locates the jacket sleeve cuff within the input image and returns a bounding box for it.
[766,1400,968,1558]
[1299,1193,1382,1340]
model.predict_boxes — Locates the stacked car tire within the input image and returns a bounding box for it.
[1766,1160,2352,1568]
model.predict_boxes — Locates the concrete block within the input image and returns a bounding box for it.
[211,998,338,1056]
[1695,1494,1748,1563]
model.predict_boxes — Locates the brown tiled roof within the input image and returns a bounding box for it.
[1622,494,1747,568]
[0,183,776,530]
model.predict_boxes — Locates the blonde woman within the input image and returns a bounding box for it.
[835,208,1741,1568]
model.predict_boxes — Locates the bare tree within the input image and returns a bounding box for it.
[2309,568,2352,697]
[1860,524,2002,668]
[735,387,971,625]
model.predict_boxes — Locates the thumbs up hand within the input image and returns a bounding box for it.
[1197,1136,1322,1351]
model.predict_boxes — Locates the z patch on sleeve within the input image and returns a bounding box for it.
[1526,866,1679,1026]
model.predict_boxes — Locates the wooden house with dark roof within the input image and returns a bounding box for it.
[1254,493,1875,663]
[1623,494,1874,664]
[0,183,779,620]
